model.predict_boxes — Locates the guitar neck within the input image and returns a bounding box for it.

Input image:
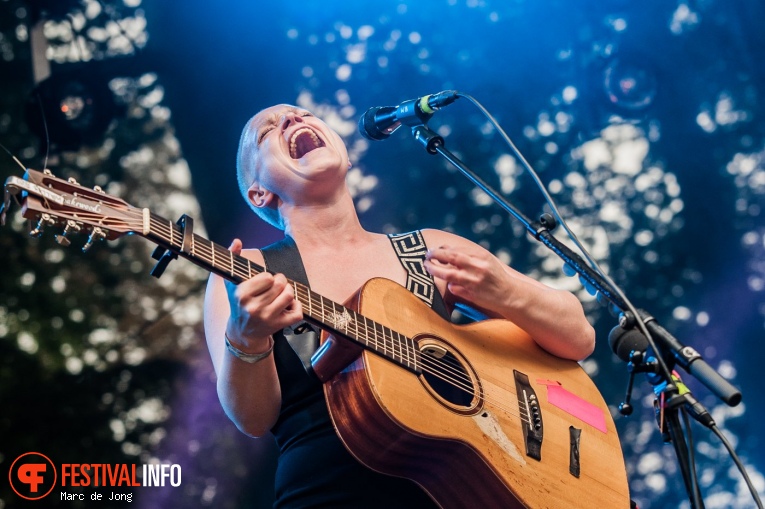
[143,212,422,374]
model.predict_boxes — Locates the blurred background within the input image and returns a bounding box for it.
[1,0,764,507]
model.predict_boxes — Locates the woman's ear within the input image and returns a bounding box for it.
[247,184,275,209]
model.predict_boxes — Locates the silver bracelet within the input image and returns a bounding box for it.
[224,334,274,364]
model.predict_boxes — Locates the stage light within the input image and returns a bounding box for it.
[604,59,658,112]
[25,67,125,152]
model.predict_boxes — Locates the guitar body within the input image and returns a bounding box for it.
[3,169,630,508]
[321,278,630,509]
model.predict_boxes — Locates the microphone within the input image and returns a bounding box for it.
[608,325,649,362]
[609,324,716,428]
[609,310,742,406]
[358,90,460,141]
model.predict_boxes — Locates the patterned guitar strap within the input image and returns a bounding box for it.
[261,231,450,375]
[387,230,449,320]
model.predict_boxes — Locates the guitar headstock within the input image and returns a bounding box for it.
[2,168,147,251]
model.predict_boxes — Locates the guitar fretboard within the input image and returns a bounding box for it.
[144,213,421,373]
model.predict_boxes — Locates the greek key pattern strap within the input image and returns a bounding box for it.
[388,230,435,307]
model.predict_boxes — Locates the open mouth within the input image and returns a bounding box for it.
[289,127,325,159]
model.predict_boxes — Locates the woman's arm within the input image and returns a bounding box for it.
[203,239,302,436]
[422,229,595,361]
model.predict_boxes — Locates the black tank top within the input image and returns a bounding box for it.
[261,232,446,509]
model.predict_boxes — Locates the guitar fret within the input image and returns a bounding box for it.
[394,330,403,366]
[329,300,340,332]
[359,316,369,346]
[192,235,203,260]
[366,318,374,351]
[409,336,418,371]
[385,326,395,362]
[375,321,386,357]
[364,316,374,348]
[397,330,407,368]
[353,310,360,346]
[394,328,402,364]
[169,219,174,248]
[404,332,413,370]
[384,324,393,359]
[229,249,234,278]
[211,239,215,269]
[362,316,372,349]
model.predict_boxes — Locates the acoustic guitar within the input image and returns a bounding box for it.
[3,169,631,508]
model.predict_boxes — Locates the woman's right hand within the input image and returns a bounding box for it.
[223,238,303,350]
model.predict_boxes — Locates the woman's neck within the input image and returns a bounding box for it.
[281,192,371,250]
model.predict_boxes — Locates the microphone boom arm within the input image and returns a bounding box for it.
[412,125,628,309]
[409,123,741,407]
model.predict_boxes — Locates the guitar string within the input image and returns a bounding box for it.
[289,283,485,395]
[141,214,540,422]
[179,230,481,396]
[141,223,615,487]
[176,223,496,400]
[68,211,614,455]
[48,212,527,432]
[191,230,476,386]
[112,213,561,425]
[68,212,534,425]
[40,206,613,485]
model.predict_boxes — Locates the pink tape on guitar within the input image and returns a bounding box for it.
[546,384,608,433]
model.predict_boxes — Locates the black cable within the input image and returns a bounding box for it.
[682,407,705,508]
[710,424,764,509]
[451,91,761,509]
[456,92,677,387]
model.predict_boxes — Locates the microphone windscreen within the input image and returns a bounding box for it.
[608,326,649,362]
[358,106,389,141]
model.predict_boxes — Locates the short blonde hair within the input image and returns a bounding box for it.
[235,116,284,229]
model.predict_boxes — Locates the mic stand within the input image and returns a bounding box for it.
[663,391,704,509]
[410,123,740,404]
[625,351,705,508]
[408,123,740,508]
[411,124,627,308]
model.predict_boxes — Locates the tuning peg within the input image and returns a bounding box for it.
[93,185,105,193]
[54,220,81,246]
[82,227,107,252]
[67,177,79,185]
[30,213,55,237]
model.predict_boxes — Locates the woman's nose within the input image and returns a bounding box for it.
[281,113,304,129]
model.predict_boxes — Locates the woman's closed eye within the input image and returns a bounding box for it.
[258,126,274,143]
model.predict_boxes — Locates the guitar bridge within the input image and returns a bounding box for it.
[514,370,543,460]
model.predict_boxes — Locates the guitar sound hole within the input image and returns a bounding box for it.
[420,348,475,408]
